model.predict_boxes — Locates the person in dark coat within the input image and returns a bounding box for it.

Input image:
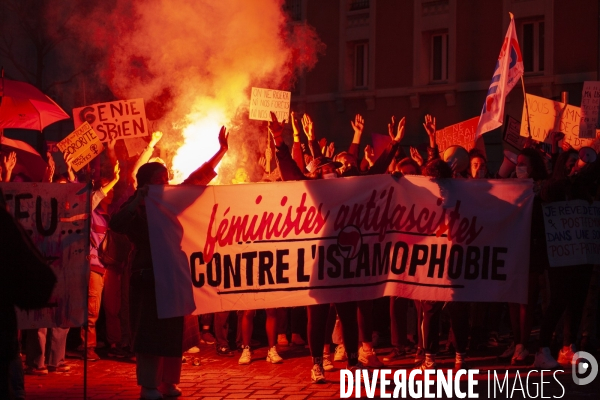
[110,127,228,400]
[0,188,56,399]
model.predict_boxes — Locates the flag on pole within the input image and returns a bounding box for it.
[475,13,524,141]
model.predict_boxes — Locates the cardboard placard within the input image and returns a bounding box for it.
[520,93,600,152]
[57,122,103,172]
[124,136,149,158]
[249,87,291,122]
[436,116,486,156]
[503,116,526,151]
[73,98,148,142]
[580,81,600,139]
[2,183,90,328]
[543,200,600,267]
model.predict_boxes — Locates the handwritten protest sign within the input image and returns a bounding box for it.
[73,98,147,142]
[503,116,526,151]
[543,200,600,267]
[504,116,552,157]
[249,87,291,122]
[1,183,89,328]
[520,93,600,152]
[580,81,600,139]
[146,175,533,317]
[57,122,103,172]
[436,116,486,157]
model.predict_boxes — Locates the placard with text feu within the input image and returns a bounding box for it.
[1,183,90,328]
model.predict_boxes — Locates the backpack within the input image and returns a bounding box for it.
[98,229,132,273]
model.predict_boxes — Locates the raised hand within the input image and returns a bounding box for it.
[351,114,364,135]
[44,152,56,182]
[387,116,396,140]
[561,140,573,152]
[291,111,301,139]
[410,146,423,167]
[423,114,437,148]
[301,113,315,141]
[218,126,229,150]
[258,155,267,171]
[113,161,120,181]
[326,142,335,158]
[150,130,164,147]
[394,117,406,142]
[3,151,17,173]
[268,112,285,146]
[64,152,73,169]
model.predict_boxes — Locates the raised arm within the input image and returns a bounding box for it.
[270,111,306,181]
[290,111,306,171]
[369,116,405,175]
[348,114,364,159]
[64,153,77,182]
[302,113,322,158]
[130,130,163,187]
[2,152,17,182]
[423,114,439,162]
[42,152,56,182]
[101,162,121,196]
[183,126,228,185]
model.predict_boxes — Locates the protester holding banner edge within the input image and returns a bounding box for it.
[109,126,228,400]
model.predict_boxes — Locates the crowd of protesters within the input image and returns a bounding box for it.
[1,108,599,399]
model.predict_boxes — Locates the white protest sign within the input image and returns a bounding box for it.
[73,98,148,142]
[145,175,534,317]
[1,183,90,328]
[57,122,103,172]
[520,93,600,152]
[580,81,600,139]
[543,200,600,267]
[249,87,291,122]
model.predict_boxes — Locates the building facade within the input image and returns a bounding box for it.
[288,0,599,168]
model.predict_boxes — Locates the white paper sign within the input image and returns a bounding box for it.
[543,200,600,267]
[580,81,600,139]
[249,87,291,122]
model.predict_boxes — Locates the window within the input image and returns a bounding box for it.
[354,43,368,88]
[520,19,544,73]
[349,0,370,11]
[430,32,448,82]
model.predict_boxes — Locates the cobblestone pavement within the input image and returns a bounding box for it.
[25,344,600,399]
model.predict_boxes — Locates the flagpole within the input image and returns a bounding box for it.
[520,76,532,138]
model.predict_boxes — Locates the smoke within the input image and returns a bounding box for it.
[64,0,324,183]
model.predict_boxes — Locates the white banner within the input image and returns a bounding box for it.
[1,183,90,328]
[146,175,534,318]
[543,200,600,267]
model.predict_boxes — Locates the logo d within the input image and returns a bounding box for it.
[572,351,598,386]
